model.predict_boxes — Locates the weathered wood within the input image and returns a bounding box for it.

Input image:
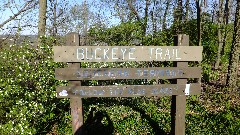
[53,46,203,62]
[54,33,202,134]
[70,93,83,135]
[55,67,201,80]
[66,33,84,135]
[56,83,201,98]
[171,34,190,135]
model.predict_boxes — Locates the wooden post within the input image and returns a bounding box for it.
[171,34,188,135]
[66,33,84,135]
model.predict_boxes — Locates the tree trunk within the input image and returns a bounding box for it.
[196,0,201,46]
[115,3,125,23]
[226,0,240,91]
[83,0,88,45]
[211,1,217,23]
[38,0,47,38]
[215,0,224,69]
[143,0,150,36]
[151,0,157,37]
[173,0,183,34]
[127,0,149,38]
[162,0,171,30]
[221,0,231,56]
[53,0,57,37]
[185,0,190,22]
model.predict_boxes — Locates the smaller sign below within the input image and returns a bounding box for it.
[56,83,201,98]
[55,67,201,80]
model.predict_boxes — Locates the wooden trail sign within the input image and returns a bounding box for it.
[53,46,203,62]
[56,83,201,98]
[53,33,202,135]
[55,67,201,80]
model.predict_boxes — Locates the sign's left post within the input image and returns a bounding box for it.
[65,33,84,135]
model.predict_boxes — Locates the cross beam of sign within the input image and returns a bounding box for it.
[56,84,201,98]
[53,46,203,62]
[55,67,201,80]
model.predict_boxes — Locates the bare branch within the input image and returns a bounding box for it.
[127,0,141,22]
[0,0,37,28]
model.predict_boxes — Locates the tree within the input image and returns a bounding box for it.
[195,0,202,46]
[226,0,240,90]
[162,0,171,30]
[221,0,232,56]
[211,1,218,23]
[185,0,190,22]
[62,1,93,35]
[173,0,183,34]
[89,21,142,45]
[47,0,72,35]
[48,0,58,37]
[127,0,150,37]
[215,0,224,69]
[0,0,38,37]
[0,0,37,29]
[38,0,47,37]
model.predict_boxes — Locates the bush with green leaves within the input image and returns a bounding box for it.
[89,21,143,46]
[0,37,71,134]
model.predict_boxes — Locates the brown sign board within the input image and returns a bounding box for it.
[53,46,203,62]
[55,67,201,80]
[56,83,201,98]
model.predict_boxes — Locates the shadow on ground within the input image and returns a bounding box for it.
[75,107,114,135]
[75,98,169,135]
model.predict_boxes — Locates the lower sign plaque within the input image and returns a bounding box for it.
[56,84,201,98]
[55,67,201,80]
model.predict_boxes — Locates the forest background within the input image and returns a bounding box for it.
[0,0,239,134]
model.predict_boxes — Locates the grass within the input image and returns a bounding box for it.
[53,84,240,134]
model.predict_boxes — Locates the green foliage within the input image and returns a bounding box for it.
[0,37,70,134]
[182,19,234,82]
[0,19,238,134]
[83,97,172,134]
[182,19,218,62]
[84,20,239,135]
[89,21,143,45]
[186,90,240,134]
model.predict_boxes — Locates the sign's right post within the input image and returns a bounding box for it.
[171,34,189,135]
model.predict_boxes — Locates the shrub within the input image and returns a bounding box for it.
[0,37,70,134]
